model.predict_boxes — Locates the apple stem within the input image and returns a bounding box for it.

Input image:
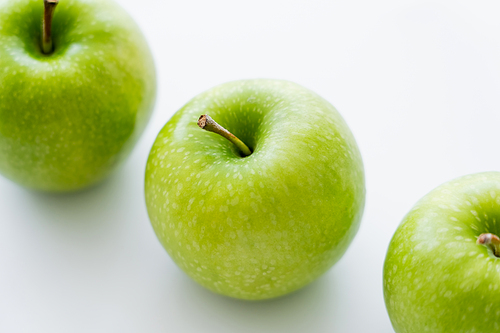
[477,233,500,257]
[42,0,59,54]
[197,115,252,157]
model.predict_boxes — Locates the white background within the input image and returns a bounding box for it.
[1,0,500,332]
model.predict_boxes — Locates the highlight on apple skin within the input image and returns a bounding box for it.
[384,172,500,333]
[0,0,156,191]
[145,79,365,300]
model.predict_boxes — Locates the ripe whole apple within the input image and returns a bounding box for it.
[0,0,156,191]
[145,79,365,300]
[384,172,500,332]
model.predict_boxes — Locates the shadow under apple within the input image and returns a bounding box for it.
[161,269,340,333]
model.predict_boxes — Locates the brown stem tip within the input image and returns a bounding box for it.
[197,115,208,129]
[477,233,500,258]
[197,114,252,157]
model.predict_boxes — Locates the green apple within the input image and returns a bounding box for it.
[0,0,156,191]
[384,172,500,332]
[145,79,365,300]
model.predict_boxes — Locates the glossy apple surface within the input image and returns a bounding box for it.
[384,172,500,332]
[145,79,365,300]
[0,0,156,191]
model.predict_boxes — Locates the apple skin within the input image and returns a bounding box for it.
[145,79,365,300]
[384,172,500,332]
[0,0,156,191]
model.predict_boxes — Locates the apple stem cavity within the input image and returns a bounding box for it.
[477,233,500,258]
[42,0,59,54]
[197,114,252,157]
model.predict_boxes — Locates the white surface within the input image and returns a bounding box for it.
[1,0,500,332]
